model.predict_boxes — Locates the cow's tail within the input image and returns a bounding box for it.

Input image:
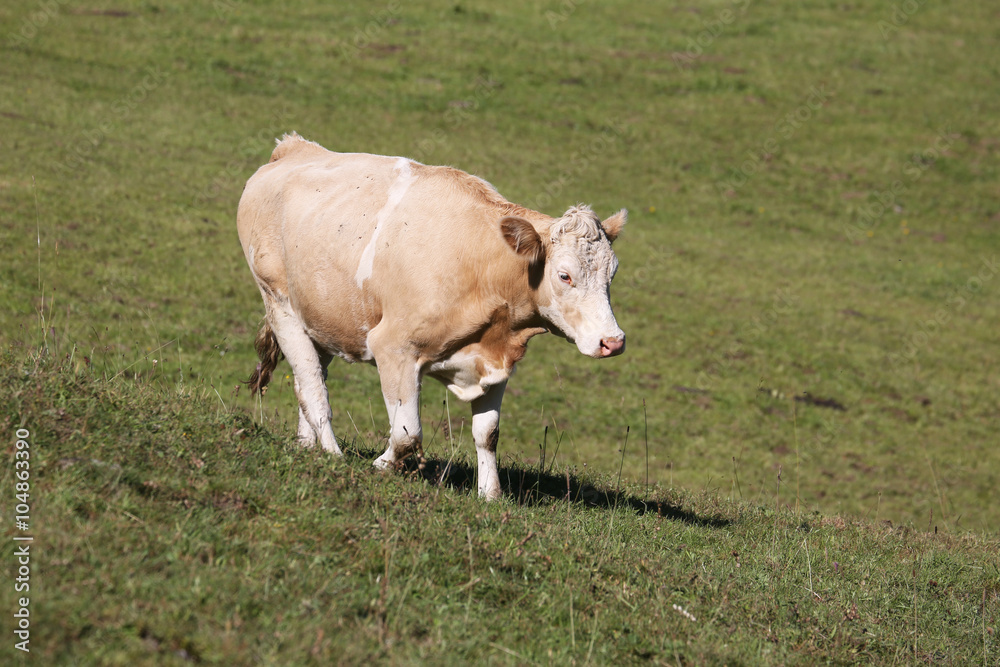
[246,320,283,395]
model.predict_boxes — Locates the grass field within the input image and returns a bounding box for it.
[1,0,998,663]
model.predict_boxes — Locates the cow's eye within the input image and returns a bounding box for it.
[558,272,573,285]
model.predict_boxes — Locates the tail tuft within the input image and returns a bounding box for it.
[246,320,283,394]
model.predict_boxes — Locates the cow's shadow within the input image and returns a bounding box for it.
[351,448,729,529]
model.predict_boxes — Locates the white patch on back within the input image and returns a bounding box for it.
[355,158,414,287]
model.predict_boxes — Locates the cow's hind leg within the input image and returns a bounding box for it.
[268,304,342,454]
[297,405,315,442]
[295,352,332,443]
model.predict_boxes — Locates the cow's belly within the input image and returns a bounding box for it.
[297,289,380,364]
[425,349,510,402]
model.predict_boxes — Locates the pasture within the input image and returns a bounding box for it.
[1,0,998,663]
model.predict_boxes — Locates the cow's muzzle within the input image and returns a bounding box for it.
[599,335,625,357]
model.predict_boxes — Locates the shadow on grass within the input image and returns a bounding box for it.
[348,447,729,529]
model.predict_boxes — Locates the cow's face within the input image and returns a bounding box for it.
[501,206,627,358]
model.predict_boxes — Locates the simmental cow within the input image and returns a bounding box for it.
[237,133,626,499]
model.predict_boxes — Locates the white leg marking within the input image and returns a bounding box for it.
[297,405,316,444]
[373,394,422,469]
[367,328,423,470]
[472,381,506,500]
[269,306,342,455]
[355,158,415,287]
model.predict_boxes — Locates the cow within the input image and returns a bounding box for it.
[237,132,626,500]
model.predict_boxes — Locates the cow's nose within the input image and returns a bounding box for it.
[600,335,625,357]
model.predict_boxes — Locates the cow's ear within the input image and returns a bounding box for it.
[602,209,628,243]
[500,216,545,264]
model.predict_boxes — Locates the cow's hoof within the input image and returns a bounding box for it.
[479,486,503,501]
[372,456,393,470]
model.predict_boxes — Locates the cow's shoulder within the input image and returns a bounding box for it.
[424,303,546,402]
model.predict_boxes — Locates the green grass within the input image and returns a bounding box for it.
[2,355,998,664]
[2,0,999,663]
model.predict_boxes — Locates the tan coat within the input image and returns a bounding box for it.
[238,133,626,499]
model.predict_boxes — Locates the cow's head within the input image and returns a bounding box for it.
[501,205,627,358]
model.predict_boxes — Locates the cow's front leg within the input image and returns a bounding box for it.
[471,380,506,500]
[370,351,423,470]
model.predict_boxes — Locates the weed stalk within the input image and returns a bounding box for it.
[643,399,649,497]
[616,425,630,499]
[793,398,800,516]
